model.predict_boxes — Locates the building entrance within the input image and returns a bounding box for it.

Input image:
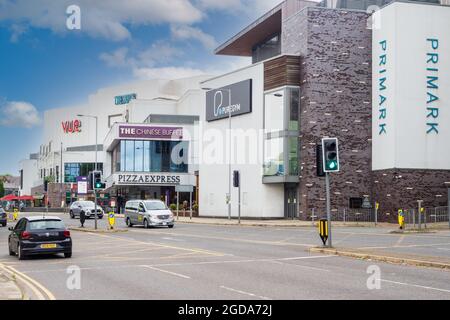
[285,185,298,219]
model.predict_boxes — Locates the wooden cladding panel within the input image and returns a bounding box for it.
[264,55,301,91]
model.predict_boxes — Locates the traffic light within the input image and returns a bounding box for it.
[316,144,325,177]
[322,138,339,173]
[233,170,240,188]
[91,171,105,190]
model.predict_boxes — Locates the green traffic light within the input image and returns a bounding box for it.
[326,160,338,171]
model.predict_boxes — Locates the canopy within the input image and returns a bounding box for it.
[0,194,35,201]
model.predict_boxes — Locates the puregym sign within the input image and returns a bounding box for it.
[372,2,450,171]
[206,79,252,122]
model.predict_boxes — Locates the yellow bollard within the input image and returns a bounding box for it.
[108,212,115,230]
[13,208,19,221]
[398,209,405,230]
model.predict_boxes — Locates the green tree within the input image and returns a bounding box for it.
[0,180,4,198]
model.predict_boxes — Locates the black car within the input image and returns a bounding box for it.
[0,208,7,227]
[8,216,72,260]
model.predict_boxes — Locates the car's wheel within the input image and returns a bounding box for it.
[1,222,6,227]
[143,219,149,229]
[70,211,74,219]
[98,216,103,220]
[64,252,72,258]
[126,217,133,227]
[17,244,25,260]
[8,242,15,256]
[168,225,174,229]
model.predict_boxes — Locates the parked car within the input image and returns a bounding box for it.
[69,201,104,219]
[8,216,72,260]
[0,208,7,227]
[125,200,174,229]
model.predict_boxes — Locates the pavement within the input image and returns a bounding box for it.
[0,211,449,300]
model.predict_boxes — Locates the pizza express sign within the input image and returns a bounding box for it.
[117,174,181,185]
[206,79,252,122]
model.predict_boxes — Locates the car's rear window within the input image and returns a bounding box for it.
[29,220,65,230]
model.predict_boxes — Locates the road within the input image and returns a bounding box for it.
[0,212,450,300]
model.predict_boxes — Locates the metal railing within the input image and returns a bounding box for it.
[404,206,449,228]
[310,207,376,223]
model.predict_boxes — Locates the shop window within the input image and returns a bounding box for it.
[116,139,188,173]
[349,197,363,209]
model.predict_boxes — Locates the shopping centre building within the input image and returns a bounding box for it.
[19,0,450,220]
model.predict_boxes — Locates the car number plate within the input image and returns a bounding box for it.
[41,244,57,249]
[162,222,167,226]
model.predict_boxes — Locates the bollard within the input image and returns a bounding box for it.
[108,212,115,230]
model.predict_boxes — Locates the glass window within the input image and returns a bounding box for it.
[151,141,162,172]
[134,141,144,172]
[264,90,285,134]
[29,220,65,230]
[288,137,298,176]
[64,163,103,182]
[125,140,134,172]
[144,201,167,210]
[170,141,188,173]
[120,140,126,172]
[252,33,281,64]
[263,138,284,177]
[287,87,299,131]
[144,141,150,172]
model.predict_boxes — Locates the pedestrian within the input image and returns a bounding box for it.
[80,209,86,228]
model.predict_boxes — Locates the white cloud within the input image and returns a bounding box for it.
[133,66,207,80]
[99,47,130,68]
[99,42,181,69]
[0,101,41,128]
[0,0,203,42]
[9,24,28,43]
[171,25,217,50]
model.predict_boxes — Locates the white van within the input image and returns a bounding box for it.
[124,200,174,229]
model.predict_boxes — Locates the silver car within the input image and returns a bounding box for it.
[125,200,174,229]
[69,201,104,219]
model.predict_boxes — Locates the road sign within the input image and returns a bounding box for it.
[319,219,329,246]
[175,185,194,193]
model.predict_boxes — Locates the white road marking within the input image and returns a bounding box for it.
[220,285,271,300]
[359,242,450,250]
[381,279,450,294]
[437,247,450,251]
[140,265,191,279]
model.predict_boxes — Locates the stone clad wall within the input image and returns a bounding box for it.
[283,7,373,219]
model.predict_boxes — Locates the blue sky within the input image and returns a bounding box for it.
[0,0,284,175]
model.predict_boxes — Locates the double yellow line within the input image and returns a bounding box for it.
[0,263,55,300]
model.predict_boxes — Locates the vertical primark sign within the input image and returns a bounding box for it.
[372,2,450,171]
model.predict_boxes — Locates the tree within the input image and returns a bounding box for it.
[0,180,4,198]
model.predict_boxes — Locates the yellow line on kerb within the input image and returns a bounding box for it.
[0,263,55,300]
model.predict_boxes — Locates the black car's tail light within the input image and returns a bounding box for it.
[21,231,31,240]
[64,230,71,238]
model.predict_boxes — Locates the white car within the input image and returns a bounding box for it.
[69,201,104,219]
[124,200,174,228]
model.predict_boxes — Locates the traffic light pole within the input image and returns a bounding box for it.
[325,172,332,248]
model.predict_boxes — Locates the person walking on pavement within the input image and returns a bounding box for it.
[80,209,86,228]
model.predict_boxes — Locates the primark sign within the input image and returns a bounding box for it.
[206,79,252,122]
[372,2,450,171]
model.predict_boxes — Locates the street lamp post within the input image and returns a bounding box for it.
[202,87,232,220]
[78,114,99,230]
